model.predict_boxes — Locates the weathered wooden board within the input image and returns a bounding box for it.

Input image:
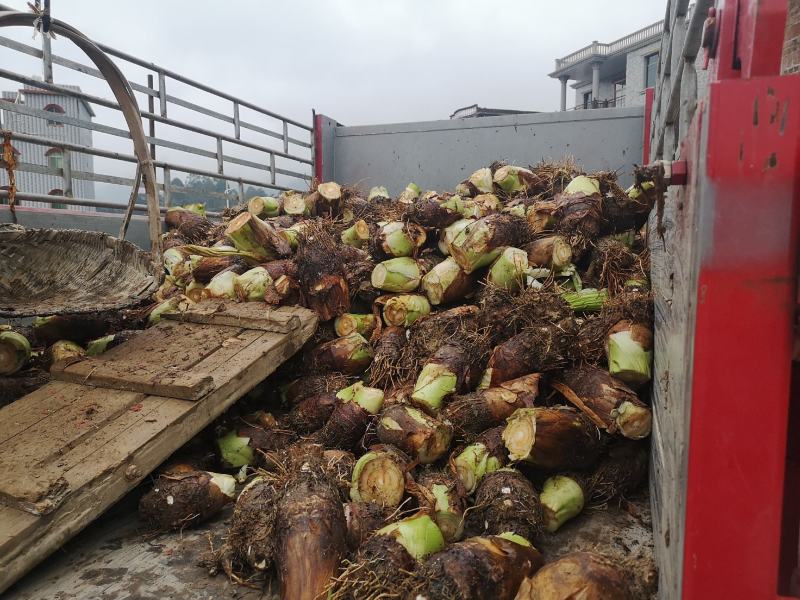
[648,104,705,599]
[0,304,317,594]
[50,319,247,399]
[164,299,302,333]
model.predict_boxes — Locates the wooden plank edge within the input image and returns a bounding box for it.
[50,368,214,402]
[163,308,300,333]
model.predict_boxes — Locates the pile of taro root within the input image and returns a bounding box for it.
[3,159,660,600]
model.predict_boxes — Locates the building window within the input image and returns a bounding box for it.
[48,188,66,209]
[43,103,65,126]
[582,91,593,109]
[644,53,659,88]
[46,147,64,171]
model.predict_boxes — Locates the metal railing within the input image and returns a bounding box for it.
[0,3,313,217]
[553,20,664,71]
[568,95,626,110]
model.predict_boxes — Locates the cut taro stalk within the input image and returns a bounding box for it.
[139,470,235,531]
[349,444,411,508]
[369,220,427,259]
[217,422,296,468]
[415,533,544,600]
[343,501,390,552]
[224,212,292,260]
[405,195,464,229]
[381,294,431,327]
[467,468,543,541]
[327,513,445,600]
[605,319,653,387]
[411,343,483,413]
[311,382,384,450]
[340,219,371,249]
[370,257,424,293]
[449,213,530,274]
[280,373,350,407]
[479,320,577,387]
[540,439,650,532]
[274,458,347,600]
[412,468,467,543]
[376,404,454,464]
[333,313,378,338]
[308,333,373,375]
[514,551,634,600]
[44,340,85,369]
[450,425,508,494]
[247,195,281,219]
[524,235,573,270]
[501,406,603,470]
[552,365,652,440]
[421,256,477,305]
[0,330,31,376]
[442,373,541,436]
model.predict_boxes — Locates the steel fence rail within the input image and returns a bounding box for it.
[0,188,221,216]
[0,4,313,218]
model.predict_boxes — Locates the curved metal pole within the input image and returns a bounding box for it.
[0,10,162,269]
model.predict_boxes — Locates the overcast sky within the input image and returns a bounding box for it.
[0,0,664,201]
[9,0,663,123]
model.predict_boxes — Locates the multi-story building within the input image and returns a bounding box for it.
[0,83,95,209]
[549,20,664,110]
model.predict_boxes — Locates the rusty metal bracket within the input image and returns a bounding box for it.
[1,130,17,223]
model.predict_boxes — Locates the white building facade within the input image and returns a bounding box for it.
[549,21,664,110]
[1,84,95,209]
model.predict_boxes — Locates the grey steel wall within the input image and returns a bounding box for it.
[323,107,644,195]
[1,206,150,249]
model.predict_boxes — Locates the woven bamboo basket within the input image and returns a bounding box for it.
[0,226,157,317]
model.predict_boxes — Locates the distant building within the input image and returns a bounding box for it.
[0,83,95,209]
[450,104,538,119]
[549,20,663,110]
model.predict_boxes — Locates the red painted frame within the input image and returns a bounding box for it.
[681,0,800,598]
[643,87,654,165]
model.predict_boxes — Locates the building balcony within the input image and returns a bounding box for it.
[550,20,664,78]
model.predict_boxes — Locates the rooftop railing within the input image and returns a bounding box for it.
[554,20,664,71]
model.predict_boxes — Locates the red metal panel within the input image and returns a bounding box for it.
[682,75,800,599]
[738,0,790,78]
[643,87,654,164]
[713,0,742,81]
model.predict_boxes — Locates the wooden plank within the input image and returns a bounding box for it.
[81,320,245,370]
[52,359,215,400]
[0,311,317,594]
[0,506,38,556]
[0,385,145,515]
[164,301,303,333]
[0,382,93,446]
[50,320,249,399]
